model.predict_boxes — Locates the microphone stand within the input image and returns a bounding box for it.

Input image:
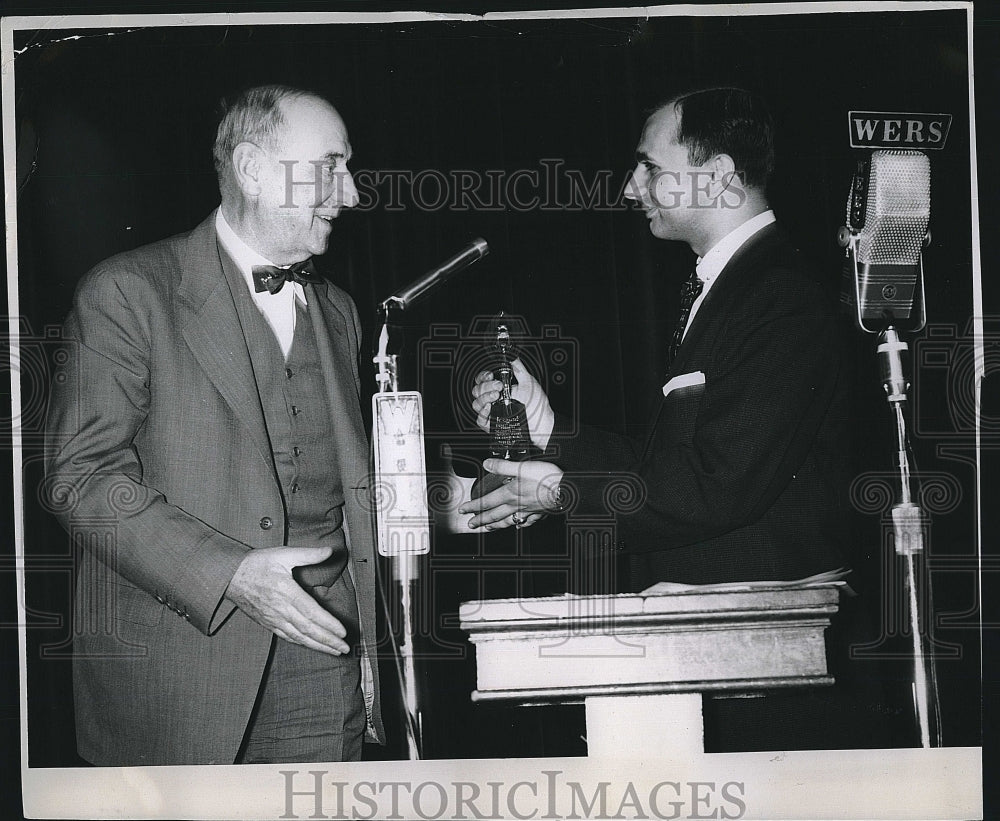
[373,307,425,761]
[877,325,943,748]
[842,226,943,747]
[369,239,490,760]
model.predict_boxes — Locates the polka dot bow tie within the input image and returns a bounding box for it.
[251,259,321,294]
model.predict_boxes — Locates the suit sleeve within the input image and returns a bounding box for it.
[554,270,842,550]
[44,265,251,635]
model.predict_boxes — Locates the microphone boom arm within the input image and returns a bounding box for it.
[381,238,489,312]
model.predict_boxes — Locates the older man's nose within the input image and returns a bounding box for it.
[331,170,359,208]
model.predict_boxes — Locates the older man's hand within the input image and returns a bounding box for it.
[225,544,351,655]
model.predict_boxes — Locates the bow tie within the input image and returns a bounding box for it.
[251,259,321,294]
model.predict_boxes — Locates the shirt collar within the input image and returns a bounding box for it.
[215,208,277,274]
[215,208,306,302]
[695,209,776,284]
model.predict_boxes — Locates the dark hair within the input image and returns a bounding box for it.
[662,87,775,189]
[212,84,314,182]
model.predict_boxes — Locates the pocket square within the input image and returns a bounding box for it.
[662,370,706,396]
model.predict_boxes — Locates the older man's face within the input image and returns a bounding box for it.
[251,96,358,264]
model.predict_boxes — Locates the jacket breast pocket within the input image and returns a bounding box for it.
[660,382,705,444]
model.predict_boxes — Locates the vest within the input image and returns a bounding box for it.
[231,280,361,642]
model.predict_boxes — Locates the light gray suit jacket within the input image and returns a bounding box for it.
[44,211,384,765]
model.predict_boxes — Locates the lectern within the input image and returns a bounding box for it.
[460,584,841,757]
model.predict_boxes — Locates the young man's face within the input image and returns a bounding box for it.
[626,104,709,244]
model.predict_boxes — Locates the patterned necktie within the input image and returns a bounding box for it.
[666,270,703,371]
[251,259,321,294]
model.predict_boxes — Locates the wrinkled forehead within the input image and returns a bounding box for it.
[274,96,352,161]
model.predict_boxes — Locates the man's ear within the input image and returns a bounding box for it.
[710,153,739,196]
[231,142,264,197]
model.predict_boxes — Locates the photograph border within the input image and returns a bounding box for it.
[4,3,986,819]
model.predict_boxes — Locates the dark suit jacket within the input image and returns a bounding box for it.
[555,224,851,590]
[44,211,384,765]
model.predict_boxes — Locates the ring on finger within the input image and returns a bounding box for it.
[510,511,527,526]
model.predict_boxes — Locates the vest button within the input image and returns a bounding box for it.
[285,367,294,379]
[293,446,302,457]
[291,482,299,494]
[291,405,300,416]
[259,516,273,530]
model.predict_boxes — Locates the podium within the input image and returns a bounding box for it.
[460,584,841,756]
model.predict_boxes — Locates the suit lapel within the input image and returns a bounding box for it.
[641,223,782,458]
[308,279,382,741]
[177,213,275,472]
[306,281,369,493]
[666,223,782,377]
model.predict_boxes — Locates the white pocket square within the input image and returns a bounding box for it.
[662,370,706,396]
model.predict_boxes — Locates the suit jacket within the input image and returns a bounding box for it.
[555,224,851,590]
[44,211,384,765]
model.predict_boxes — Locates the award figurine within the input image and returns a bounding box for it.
[470,314,532,500]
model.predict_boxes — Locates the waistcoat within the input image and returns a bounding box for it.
[232,282,360,640]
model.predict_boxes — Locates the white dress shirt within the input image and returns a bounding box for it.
[683,209,776,339]
[215,209,306,358]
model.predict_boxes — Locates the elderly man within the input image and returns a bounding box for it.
[463,88,879,750]
[45,84,383,765]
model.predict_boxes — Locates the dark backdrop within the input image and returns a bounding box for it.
[8,8,983,765]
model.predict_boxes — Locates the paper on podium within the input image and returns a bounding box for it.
[639,567,855,597]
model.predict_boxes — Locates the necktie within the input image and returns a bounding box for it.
[666,270,703,371]
[251,259,321,294]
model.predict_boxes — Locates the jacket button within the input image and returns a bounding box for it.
[285,367,294,379]
[293,446,302,457]
[259,516,273,530]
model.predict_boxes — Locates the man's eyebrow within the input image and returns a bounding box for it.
[635,151,652,163]
[320,150,351,162]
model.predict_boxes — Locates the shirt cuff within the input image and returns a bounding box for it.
[534,405,556,451]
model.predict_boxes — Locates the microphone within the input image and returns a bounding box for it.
[838,150,930,333]
[381,238,489,311]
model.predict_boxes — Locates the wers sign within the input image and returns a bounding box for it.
[848,111,952,149]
